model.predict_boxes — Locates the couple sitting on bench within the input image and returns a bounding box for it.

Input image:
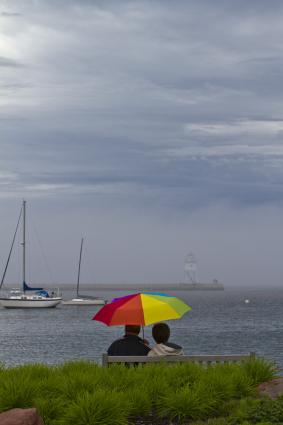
[107,323,183,357]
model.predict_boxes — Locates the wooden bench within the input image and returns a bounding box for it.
[102,352,256,367]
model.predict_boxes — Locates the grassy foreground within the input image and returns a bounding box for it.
[0,358,278,425]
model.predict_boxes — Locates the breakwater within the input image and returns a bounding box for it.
[57,282,224,291]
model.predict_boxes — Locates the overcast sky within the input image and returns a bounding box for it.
[1,0,283,287]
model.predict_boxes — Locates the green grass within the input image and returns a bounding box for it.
[229,396,283,425]
[0,358,277,425]
[57,391,130,425]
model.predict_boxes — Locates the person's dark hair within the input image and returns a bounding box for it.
[152,323,170,343]
[125,325,141,335]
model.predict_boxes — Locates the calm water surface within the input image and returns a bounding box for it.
[0,288,282,368]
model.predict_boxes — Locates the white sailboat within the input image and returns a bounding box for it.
[0,200,62,308]
[62,237,106,305]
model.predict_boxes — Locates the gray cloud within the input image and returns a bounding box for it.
[1,12,22,17]
[0,56,23,67]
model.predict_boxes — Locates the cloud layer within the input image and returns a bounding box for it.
[1,1,283,285]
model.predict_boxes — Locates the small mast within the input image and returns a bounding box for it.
[22,200,26,291]
[76,237,84,297]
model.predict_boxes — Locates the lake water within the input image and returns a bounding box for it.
[0,288,282,369]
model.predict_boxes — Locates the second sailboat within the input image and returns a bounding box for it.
[62,238,106,305]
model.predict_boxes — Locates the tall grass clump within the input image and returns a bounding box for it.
[57,371,97,401]
[157,382,219,422]
[242,357,277,385]
[36,370,68,400]
[150,361,204,389]
[59,360,99,375]
[125,385,152,417]
[14,363,52,380]
[97,364,140,392]
[155,360,273,423]
[34,396,67,425]
[0,370,39,411]
[156,369,219,422]
[58,390,130,425]
[230,397,283,424]
[133,364,172,406]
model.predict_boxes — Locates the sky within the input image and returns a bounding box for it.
[1,0,283,287]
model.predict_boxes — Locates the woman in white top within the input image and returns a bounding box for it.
[148,322,184,357]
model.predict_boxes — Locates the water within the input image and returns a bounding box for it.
[0,288,283,368]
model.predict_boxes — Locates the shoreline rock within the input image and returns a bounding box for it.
[258,377,283,399]
[0,408,44,425]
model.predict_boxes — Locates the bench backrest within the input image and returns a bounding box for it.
[102,352,255,367]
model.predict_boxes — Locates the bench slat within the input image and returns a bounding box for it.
[102,353,255,366]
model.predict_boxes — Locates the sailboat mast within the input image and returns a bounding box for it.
[22,200,26,291]
[76,238,84,297]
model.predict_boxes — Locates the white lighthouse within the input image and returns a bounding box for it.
[184,253,198,284]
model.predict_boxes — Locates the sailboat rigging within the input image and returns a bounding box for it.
[62,237,106,305]
[0,200,62,308]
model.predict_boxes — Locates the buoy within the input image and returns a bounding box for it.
[244,299,250,304]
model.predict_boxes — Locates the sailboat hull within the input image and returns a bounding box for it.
[0,297,62,308]
[62,298,106,305]
[0,201,62,308]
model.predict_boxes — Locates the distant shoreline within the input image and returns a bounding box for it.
[55,282,224,291]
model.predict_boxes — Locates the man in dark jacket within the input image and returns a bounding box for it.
[107,325,150,356]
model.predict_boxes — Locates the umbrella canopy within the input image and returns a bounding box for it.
[92,292,191,326]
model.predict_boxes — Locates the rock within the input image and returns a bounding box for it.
[0,408,44,425]
[258,377,283,400]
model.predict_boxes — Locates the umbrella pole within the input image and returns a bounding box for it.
[142,325,144,340]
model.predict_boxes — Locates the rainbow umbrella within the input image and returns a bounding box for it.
[92,292,191,326]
